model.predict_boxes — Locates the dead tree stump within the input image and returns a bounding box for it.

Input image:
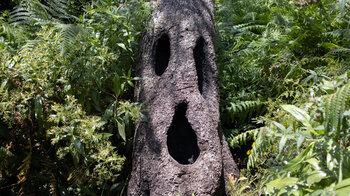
[128,0,239,195]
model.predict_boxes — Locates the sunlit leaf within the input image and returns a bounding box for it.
[279,135,287,154]
[117,120,126,141]
[281,105,317,135]
[305,171,327,185]
[265,177,299,192]
[335,178,350,196]
[74,139,85,156]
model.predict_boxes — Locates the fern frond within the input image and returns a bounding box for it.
[34,140,57,196]
[327,47,350,57]
[325,81,350,139]
[247,128,268,169]
[20,40,42,51]
[56,24,87,56]
[41,160,57,196]
[67,167,88,186]
[47,0,69,20]
[11,0,70,26]
[10,7,31,26]
[0,19,27,43]
[29,0,51,21]
[229,128,260,149]
[227,100,264,114]
[240,25,266,34]
[17,138,32,185]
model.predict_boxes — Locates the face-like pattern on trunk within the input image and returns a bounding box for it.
[129,0,239,195]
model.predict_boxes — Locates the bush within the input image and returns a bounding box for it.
[0,0,150,194]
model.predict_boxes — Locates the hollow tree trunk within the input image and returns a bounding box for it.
[128,0,239,195]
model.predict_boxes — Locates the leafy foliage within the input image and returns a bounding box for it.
[2,0,350,195]
[216,0,350,195]
[262,79,350,195]
[0,0,150,194]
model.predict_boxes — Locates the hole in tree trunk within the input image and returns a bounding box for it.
[154,34,170,76]
[167,103,200,165]
[194,37,205,95]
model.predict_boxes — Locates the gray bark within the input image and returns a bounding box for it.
[128,0,239,195]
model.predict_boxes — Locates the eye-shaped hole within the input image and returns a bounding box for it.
[167,103,200,165]
[154,34,170,76]
[194,37,205,95]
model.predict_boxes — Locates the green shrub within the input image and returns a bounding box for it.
[0,0,150,194]
[217,0,350,195]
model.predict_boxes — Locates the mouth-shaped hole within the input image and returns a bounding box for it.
[154,34,170,76]
[167,103,200,165]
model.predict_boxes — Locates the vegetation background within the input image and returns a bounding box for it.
[0,0,350,195]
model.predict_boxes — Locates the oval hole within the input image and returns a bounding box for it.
[167,103,200,165]
[194,37,205,94]
[154,34,170,76]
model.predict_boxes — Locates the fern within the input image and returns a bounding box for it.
[228,100,264,114]
[227,127,264,169]
[325,81,350,139]
[17,136,32,185]
[11,0,48,25]
[223,100,265,124]
[67,167,88,187]
[34,140,58,196]
[229,128,260,149]
[10,7,31,25]
[46,0,69,20]
[227,126,270,170]
[56,24,87,56]
[11,0,69,26]
[0,18,27,44]
[9,0,86,56]
[246,128,267,169]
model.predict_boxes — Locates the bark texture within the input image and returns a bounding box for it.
[128,0,239,195]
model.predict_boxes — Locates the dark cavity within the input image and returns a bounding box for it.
[167,103,200,165]
[154,34,170,76]
[194,37,205,94]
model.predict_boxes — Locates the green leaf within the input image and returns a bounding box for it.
[91,90,101,112]
[281,105,317,135]
[297,134,305,150]
[279,135,287,154]
[305,158,321,170]
[101,132,113,139]
[74,138,85,156]
[113,75,121,98]
[283,142,315,172]
[140,113,148,122]
[71,150,80,165]
[320,80,335,93]
[320,42,338,50]
[265,177,299,192]
[34,97,43,121]
[117,43,127,50]
[110,183,123,192]
[0,79,7,93]
[104,103,115,120]
[327,152,336,171]
[340,0,346,16]
[305,171,327,185]
[335,178,350,196]
[117,120,126,141]
[127,80,134,87]
[274,121,286,131]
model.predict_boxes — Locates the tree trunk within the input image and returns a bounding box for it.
[128,0,239,195]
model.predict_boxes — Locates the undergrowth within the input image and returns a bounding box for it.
[0,0,150,195]
[1,0,350,195]
[216,0,350,194]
